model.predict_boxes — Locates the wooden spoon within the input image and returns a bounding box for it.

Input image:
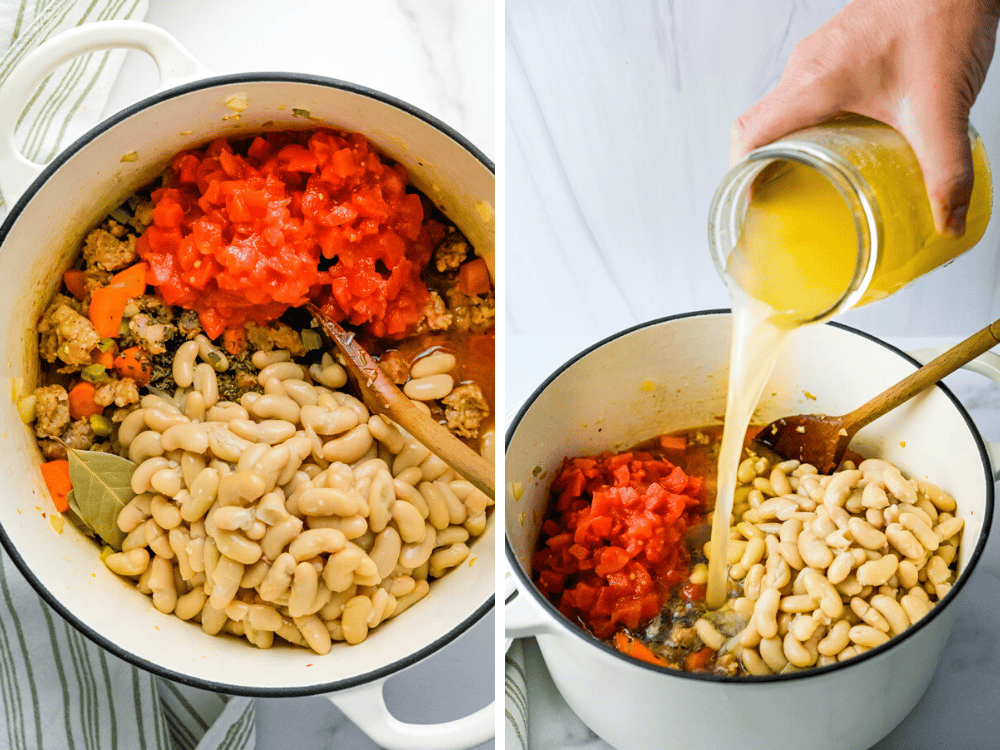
[754,317,1000,474]
[306,304,495,499]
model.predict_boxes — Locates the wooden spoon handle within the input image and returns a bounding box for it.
[307,305,495,499]
[845,317,1000,430]
[373,380,496,499]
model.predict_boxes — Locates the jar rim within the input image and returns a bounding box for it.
[708,140,880,325]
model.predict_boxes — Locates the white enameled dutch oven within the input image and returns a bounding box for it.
[505,311,997,750]
[0,22,494,750]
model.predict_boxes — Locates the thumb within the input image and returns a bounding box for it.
[893,98,975,237]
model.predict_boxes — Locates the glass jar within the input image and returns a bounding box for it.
[708,115,993,327]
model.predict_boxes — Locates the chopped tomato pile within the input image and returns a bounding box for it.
[137,130,444,339]
[533,450,706,640]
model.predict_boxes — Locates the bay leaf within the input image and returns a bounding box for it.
[63,490,96,540]
[66,449,136,551]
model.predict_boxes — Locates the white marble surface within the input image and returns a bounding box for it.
[506,332,1000,750]
[102,2,495,748]
[506,0,1000,341]
[506,1,1000,747]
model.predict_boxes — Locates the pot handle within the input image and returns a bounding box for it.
[504,564,559,640]
[0,20,210,207]
[327,678,494,750]
[907,346,1000,480]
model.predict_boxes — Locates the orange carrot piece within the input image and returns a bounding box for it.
[659,435,687,452]
[614,632,668,667]
[40,460,72,513]
[68,382,102,420]
[108,262,147,297]
[91,347,116,369]
[89,285,131,338]
[458,257,491,296]
[684,646,715,672]
[63,269,88,301]
[114,346,151,383]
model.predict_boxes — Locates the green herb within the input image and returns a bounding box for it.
[532,465,543,477]
[89,414,113,437]
[66,449,136,550]
[108,206,131,225]
[300,328,322,351]
[292,108,311,119]
[81,363,110,383]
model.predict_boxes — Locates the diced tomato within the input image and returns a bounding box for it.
[533,448,705,643]
[136,129,453,339]
[594,546,630,576]
[611,598,643,629]
[680,582,706,602]
[152,200,186,228]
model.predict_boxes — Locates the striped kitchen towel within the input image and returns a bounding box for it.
[0,0,140,210]
[505,638,529,750]
[504,409,529,750]
[0,3,255,749]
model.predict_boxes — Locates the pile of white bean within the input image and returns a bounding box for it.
[690,455,963,675]
[103,344,494,654]
[400,348,494,454]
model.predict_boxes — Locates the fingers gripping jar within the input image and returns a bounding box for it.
[708,115,992,327]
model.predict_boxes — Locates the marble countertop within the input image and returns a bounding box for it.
[103,2,495,748]
[505,0,1000,343]
[506,332,1000,750]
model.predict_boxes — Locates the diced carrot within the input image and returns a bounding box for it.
[614,632,668,667]
[68,382,102,420]
[108,262,147,297]
[684,646,715,672]
[63,269,88,301]
[89,285,131,337]
[659,434,687,452]
[222,325,247,356]
[458,257,491,297]
[39,460,72,513]
[91,347,116,369]
[114,346,151,383]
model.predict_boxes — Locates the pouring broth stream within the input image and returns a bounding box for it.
[705,130,991,608]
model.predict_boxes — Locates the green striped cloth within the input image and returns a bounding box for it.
[0,3,256,749]
[504,638,528,750]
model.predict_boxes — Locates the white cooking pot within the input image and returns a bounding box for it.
[505,311,996,750]
[0,21,494,750]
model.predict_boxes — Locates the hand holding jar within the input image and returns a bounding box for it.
[729,0,1000,238]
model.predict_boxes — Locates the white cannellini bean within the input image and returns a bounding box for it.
[410,351,456,379]
[402,374,454,401]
